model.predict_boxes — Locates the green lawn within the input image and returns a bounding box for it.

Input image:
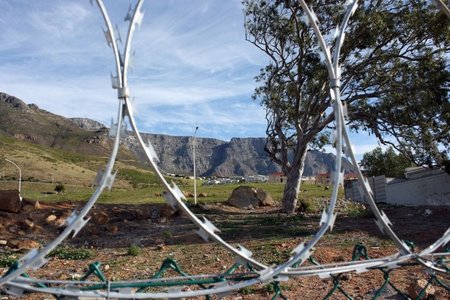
[0,179,342,207]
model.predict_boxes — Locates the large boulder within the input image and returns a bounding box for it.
[227,186,274,209]
[0,190,21,213]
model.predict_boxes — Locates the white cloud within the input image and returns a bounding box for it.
[0,0,393,154]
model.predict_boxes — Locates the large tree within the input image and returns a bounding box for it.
[244,0,449,213]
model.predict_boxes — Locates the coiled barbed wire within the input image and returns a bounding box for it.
[1,0,449,298]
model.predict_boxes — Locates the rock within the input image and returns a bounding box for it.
[226,186,275,209]
[256,188,275,206]
[154,238,164,245]
[407,279,435,299]
[198,193,208,198]
[0,240,7,245]
[0,190,21,213]
[33,225,44,233]
[136,209,149,220]
[8,224,19,233]
[183,191,194,198]
[340,273,352,281]
[226,186,259,209]
[46,214,57,223]
[21,205,35,213]
[54,216,67,227]
[158,216,168,224]
[107,225,119,234]
[34,201,41,209]
[92,212,109,225]
[156,243,165,251]
[23,219,34,229]
[70,273,83,280]
[13,239,40,250]
[159,204,178,219]
[8,239,18,247]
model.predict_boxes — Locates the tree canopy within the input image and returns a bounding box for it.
[244,0,449,213]
[360,147,413,178]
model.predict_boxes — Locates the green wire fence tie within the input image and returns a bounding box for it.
[80,261,107,282]
[3,261,48,289]
[352,243,370,261]
[271,281,289,300]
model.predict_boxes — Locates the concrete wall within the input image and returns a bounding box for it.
[386,171,450,206]
[344,175,386,203]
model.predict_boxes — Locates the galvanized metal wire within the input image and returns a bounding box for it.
[1,0,449,299]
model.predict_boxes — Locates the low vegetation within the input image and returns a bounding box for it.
[48,246,93,260]
[0,251,18,268]
[127,244,141,257]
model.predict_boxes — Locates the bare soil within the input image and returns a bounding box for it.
[0,200,449,299]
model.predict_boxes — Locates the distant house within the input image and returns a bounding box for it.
[245,175,268,183]
[301,176,316,184]
[268,172,286,183]
[315,172,331,185]
[344,172,358,180]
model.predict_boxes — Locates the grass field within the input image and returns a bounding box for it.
[1,134,346,211]
[0,178,344,211]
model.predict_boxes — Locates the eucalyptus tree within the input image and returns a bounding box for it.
[244,0,449,213]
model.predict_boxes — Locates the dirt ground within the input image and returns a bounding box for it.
[0,200,449,299]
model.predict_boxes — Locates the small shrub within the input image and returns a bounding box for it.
[343,203,373,218]
[241,286,255,295]
[0,252,17,268]
[54,183,65,194]
[49,246,93,260]
[127,244,141,256]
[163,230,173,239]
[298,196,319,213]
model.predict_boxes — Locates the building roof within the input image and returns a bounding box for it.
[270,172,285,176]
[316,172,330,177]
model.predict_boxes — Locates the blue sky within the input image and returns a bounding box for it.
[0,0,381,158]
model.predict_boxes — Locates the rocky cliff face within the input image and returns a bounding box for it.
[124,133,352,177]
[69,118,106,131]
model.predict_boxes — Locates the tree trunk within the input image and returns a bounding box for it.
[281,149,308,214]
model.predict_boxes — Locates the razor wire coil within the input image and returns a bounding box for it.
[1,0,449,299]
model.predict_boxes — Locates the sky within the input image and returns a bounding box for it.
[0,0,382,159]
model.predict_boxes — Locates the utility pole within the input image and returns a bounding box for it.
[193,126,199,205]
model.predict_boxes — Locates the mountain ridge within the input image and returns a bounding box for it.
[0,92,353,176]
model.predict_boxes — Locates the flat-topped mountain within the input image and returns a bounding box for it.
[0,92,352,176]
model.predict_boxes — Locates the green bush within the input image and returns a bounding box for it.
[127,244,141,256]
[163,230,173,239]
[54,183,65,193]
[0,252,17,268]
[49,246,93,260]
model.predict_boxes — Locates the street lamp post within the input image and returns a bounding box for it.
[5,159,21,195]
[193,126,199,205]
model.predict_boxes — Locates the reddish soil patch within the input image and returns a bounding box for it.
[0,200,449,299]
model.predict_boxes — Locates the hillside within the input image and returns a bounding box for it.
[0,92,353,178]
